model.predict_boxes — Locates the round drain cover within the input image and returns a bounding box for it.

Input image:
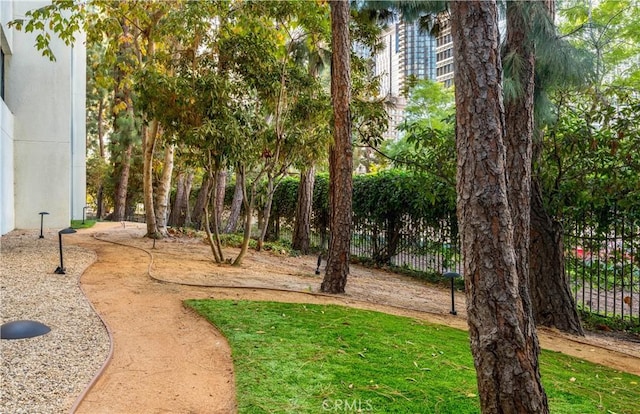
[1,320,51,339]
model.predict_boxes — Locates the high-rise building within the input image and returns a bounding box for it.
[435,18,454,88]
[374,19,437,140]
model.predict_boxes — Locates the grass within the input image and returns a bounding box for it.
[184,300,640,414]
[71,219,97,229]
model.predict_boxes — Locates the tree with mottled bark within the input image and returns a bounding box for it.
[191,176,212,230]
[451,1,549,412]
[292,167,316,254]
[321,0,352,294]
[155,143,174,236]
[224,168,244,234]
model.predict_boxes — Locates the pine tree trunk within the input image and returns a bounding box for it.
[224,167,244,234]
[503,2,548,408]
[321,0,352,294]
[292,167,315,254]
[530,177,584,335]
[155,143,174,236]
[451,1,549,412]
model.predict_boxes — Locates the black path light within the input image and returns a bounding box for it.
[38,212,49,239]
[443,272,462,315]
[1,320,51,339]
[55,227,77,274]
[82,206,89,224]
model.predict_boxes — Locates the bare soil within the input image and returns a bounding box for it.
[69,222,640,413]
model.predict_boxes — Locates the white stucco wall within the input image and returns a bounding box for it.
[1,99,15,235]
[1,0,14,235]
[3,0,85,231]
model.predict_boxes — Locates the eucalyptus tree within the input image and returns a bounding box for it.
[221,1,334,251]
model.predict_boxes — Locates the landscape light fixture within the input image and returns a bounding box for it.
[55,227,77,274]
[443,272,461,315]
[82,206,89,224]
[38,211,49,238]
[1,320,51,339]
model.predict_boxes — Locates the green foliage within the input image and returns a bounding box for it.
[558,0,640,87]
[271,170,455,230]
[8,0,84,61]
[185,300,640,414]
[352,170,453,224]
[217,233,293,256]
[542,87,640,220]
[383,79,456,186]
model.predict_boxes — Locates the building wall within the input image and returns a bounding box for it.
[0,1,85,234]
[435,21,454,88]
[1,0,15,235]
[1,99,14,234]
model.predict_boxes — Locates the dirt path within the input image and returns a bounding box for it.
[69,222,640,413]
[72,231,237,414]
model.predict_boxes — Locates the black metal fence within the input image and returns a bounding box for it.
[308,216,462,277]
[304,212,638,323]
[564,213,639,322]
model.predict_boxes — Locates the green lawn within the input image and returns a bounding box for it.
[71,219,97,229]
[185,300,640,414]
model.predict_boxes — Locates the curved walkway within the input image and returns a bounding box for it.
[69,223,640,413]
[71,226,237,413]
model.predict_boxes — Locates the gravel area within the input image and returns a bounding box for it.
[1,229,110,414]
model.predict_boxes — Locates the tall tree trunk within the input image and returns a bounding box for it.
[530,160,584,335]
[155,143,174,236]
[321,0,353,294]
[170,171,193,228]
[503,1,548,408]
[224,167,244,234]
[192,175,213,230]
[111,19,134,222]
[95,97,106,219]
[523,0,583,336]
[451,1,549,412]
[183,172,194,226]
[169,172,185,227]
[215,170,227,231]
[203,167,225,263]
[113,143,133,222]
[258,174,277,251]
[233,165,252,266]
[142,119,160,237]
[292,166,315,254]
[96,185,104,220]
